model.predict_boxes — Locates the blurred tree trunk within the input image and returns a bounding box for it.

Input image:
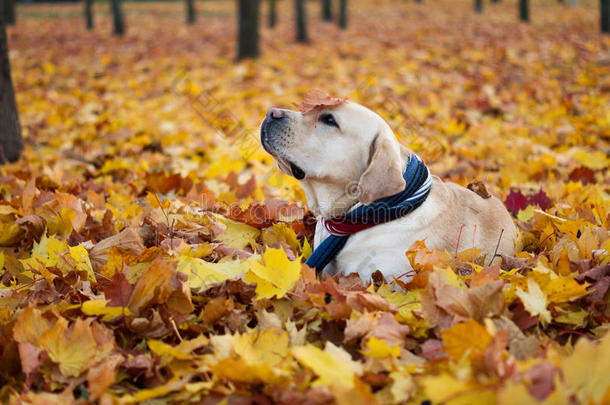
[519,0,529,21]
[0,20,23,164]
[237,0,260,60]
[268,0,276,28]
[491,0,500,3]
[85,0,94,30]
[295,0,308,42]
[338,0,347,28]
[603,0,610,33]
[3,0,16,25]
[475,0,483,13]
[186,0,196,24]
[321,0,332,21]
[110,0,125,36]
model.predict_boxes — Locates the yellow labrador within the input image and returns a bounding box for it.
[260,98,516,281]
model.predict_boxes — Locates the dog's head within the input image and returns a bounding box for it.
[260,97,408,217]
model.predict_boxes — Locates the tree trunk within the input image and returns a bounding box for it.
[3,0,16,25]
[475,0,483,13]
[491,0,500,3]
[85,0,94,30]
[186,0,196,24]
[602,0,610,33]
[110,0,125,36]
[237,0,260,60]
[0,21,23,164]
[338,0,347,29]
[268,0,276,28]
[519,0,529,22]
[321,0,332,21]
[295,0,308,42]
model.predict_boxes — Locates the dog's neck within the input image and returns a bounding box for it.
[300,178,360,219]
[301,145,413,219]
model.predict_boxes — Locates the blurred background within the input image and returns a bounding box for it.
[0,0,609,209]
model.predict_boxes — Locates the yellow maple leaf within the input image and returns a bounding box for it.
[208,329,291,385]
[418,373,484,404]
[361,336,400,358]
[46,207,76,236]
[561,332,610,404]
[148,339,193,360]
[38,317,97,377]
[121,378,186,403]
[81,300,131,322]
[213,217,260,250]
[177,255,247,290]
[572,150,609,170]
[261,223,300,253]
[69,244,96,282]
[210,357,286,385]
[292,342,363,388]
[0,221,21,245]
[516,278,552,323]
[302,237,313,260]
[233,329,289,368]
[517,205,535,222]
[32,233,68,266]
[13,304,53,346]
[544,278,589,304]
[441,319,492,361]
[244,248,302,299]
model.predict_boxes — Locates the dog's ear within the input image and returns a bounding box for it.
[357,128,406,205]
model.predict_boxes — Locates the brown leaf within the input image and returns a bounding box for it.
[451,280,505,321]
[345,312,409,349]
[419,339,449,361]
[128,257,176,313]
[167,271,194,315]
[87,354,123,400]
[346,290,396,314]
[467,180,491,199]
[128,310,170,338]
[369,312,410,348]
[202,297,234,325]
[471,263,501,287]
[16,215,46,248]
[89,227,146,270]
[102,271,133,308]
[575,263,610,310]
[483,330,510,377]
[522,362,557,401]
[17,342,44,376]
[493,316,540,360]
[293,89,348,113]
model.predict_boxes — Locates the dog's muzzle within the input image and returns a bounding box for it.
[260,108,306,180]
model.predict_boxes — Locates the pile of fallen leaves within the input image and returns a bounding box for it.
[1,0,609,403]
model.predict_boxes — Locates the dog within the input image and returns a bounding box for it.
[260,93,517,281]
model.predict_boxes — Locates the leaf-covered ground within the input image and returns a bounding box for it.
[2,0,610,403]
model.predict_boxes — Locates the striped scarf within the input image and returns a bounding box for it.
[305,154,432,274]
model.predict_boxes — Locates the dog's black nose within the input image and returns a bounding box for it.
[267,108,284,120]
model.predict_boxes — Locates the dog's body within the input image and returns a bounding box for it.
[260,97,516,281]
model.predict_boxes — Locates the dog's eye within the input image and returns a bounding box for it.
[318,113,339,128]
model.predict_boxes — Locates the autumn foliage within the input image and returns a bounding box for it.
[1,0,610,404]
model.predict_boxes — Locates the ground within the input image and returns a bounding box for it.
[1,0,609,403]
